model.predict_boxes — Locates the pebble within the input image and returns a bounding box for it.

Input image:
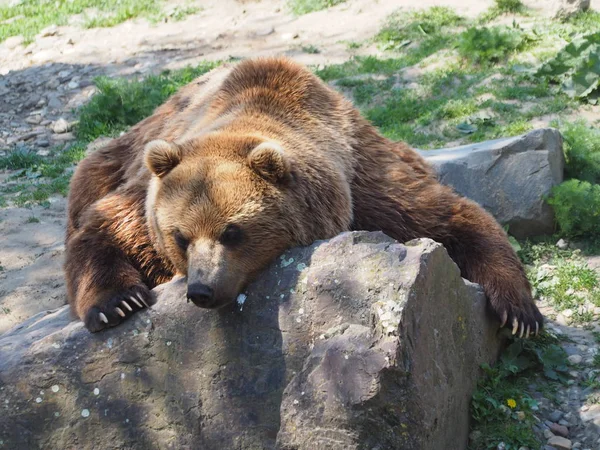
[549,410,563,422]
[568,355,582,365]
[545,429,556,439]
[563,309,574,318]
[67,81,79,90]
[52,132,75,142]
[556,313,571,326]
[556,239,569,249]
[550,423,569,438]
[547,436,572,449]
[25,115,42,125]
[3,36,24,50]
[52,118,70,134]
[253,26,275,37]
[36,140,50,149]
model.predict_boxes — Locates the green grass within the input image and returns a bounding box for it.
[470,334,568,449]
[0,0,200,44]
[555,120,600,185]
[520,240,600,319]
[375,6,464,51]
[287,0,346,15]
[457,25,532,65]
[0,151,43,170]
[76,62,220,142]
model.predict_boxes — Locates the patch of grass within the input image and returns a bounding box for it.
[494,0,524,13]
[0,0,171,44]
[375,6,464,51]
[478,0,527,23]
[548,180,600,239]
[457,25,531,65]
[301,45,320,54]
[0,150,43,170]
[528,248,600,312]
[470,335,568,450]
[287,0,346,15]
[76,62,220,142]
[26,216,40,223]
[555,120,600,185]
[315,56,408,82]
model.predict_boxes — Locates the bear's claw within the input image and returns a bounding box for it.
[84,285,155,333]
[121,300,133,312]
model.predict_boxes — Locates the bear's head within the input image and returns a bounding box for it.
[144,134,301,309]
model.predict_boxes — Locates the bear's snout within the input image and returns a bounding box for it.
[187,282,215,308]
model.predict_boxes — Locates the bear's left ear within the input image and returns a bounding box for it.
[247,142,291,184]
[144,140,183,178]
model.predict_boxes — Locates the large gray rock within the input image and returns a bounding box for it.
[421,128,564,239]
[0,232,503,450]
[520,0,591,18]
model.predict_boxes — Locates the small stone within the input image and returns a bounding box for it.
[3,36,24,50]
[563,309,574,318]
[547,436,572,449]
[568,355,582,365]
[550,423,569,438]
[52,118,70,134]
[549,410,563,422]
[556,313,571,326]
[556,239,569,249]
[46,79,60,90]
[25,115,42,125]
[51,132,75,142]
[545,429,556,439]
[81,408,90,418]
[67,81,79,90]
[253,27,275,37]
[36,148,50,156]
[39,25,58,37]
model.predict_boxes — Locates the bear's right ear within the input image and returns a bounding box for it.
[144,140,183,178]
[247,141,291,184]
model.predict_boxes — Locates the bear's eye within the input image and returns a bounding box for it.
[173,230,190,251]
[220,224,244,247]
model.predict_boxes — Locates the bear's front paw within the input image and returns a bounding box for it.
[489,288,544,339]
[84,285,156,332]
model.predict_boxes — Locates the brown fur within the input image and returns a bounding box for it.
[65,57,543,334]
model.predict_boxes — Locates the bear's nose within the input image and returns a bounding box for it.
[187,282,214,307]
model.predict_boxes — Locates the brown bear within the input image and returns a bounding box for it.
[65,56,543,336]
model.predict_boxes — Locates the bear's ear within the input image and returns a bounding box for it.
[247,142,291,184]
[144,140,183,178]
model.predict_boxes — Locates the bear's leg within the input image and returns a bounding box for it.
[65,190,168,332]
[351,145,543,337]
